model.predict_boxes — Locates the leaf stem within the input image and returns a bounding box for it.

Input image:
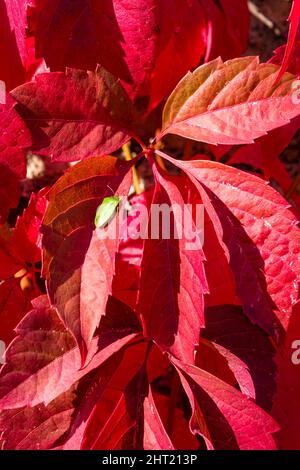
[155,153,167,171]
[131,133,147,151]
[154,129,167,171]
[122,142,142,194]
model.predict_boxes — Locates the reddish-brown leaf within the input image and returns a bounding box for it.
[42,156,133,361]
[160,57,300,145]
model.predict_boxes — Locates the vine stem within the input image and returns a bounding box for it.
[122,142,142,194]
[154,129,167,171]
[131,133,147,151]
[155,153,167,171]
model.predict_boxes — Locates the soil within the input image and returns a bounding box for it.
[247,0,291,59]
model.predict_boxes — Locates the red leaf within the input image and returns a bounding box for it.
[196,337,256,400]
[0,190,46,278]
[270,40,300,77]
[81,342,148,450]
[0,278,32,345]
[59,354,131,450]
[137,167,208,363]
[141,0,206,111]
[30,0,207,111]
[83,362,173,450]
[11,67,134,162]
[228,116,300,182]
[152,392,199,450]
[10,191,47,265]
[83,348,174,450]
[113,189,160,315]
[270,159,300,214]
[118,189,154,267]
[0,236,22,280]
[203,212,239,307]
[0,1,45,92]
[0,390,79,450]
[275,0,300,83]
[223,125,300,216]
[0,1,28,90]
[42,156,133,362]
[200,0,249,62]
[112,259,141,313]
[143,387,174,450]
[1,2,299,451]
[208,114,300,214]
[0,191,47,344]
[64,341,147,450]
[160,57,300,145]
[0,98,32,224]
[157,152,300,337]
[0,295,140,449]
[0,356,125,449]
[172,356,279,450]
[202,305,277,412]
[271,302,300,449]
[0,296,139,412]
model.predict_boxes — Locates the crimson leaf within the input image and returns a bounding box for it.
[11,67,135,162]
[275,0,300,82]
[137,166,208,363]
[172,356,279,450]
[157,151,300,337]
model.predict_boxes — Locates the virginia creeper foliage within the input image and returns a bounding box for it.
[0,0,300,451]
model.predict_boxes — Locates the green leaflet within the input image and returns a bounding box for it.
[94,196,121,228]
